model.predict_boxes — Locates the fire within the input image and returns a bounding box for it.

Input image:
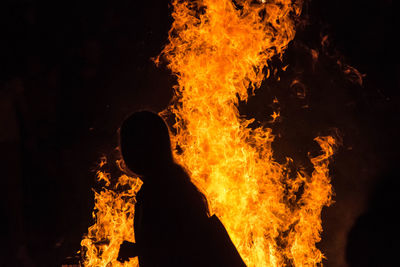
[159,0,335,265]
[81,158,141,266]
[81,0,336,266]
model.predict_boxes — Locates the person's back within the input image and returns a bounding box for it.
[134,164,212,266]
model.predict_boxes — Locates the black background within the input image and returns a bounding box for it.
[0,0,396,266]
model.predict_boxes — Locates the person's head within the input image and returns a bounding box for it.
[119,111,173,177]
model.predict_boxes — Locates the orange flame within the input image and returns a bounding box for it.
[81,0,336,266]
[81,165,141,267]
[159,0,335,265]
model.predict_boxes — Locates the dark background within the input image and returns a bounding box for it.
[0,0,396,266]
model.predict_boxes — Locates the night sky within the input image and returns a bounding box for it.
[0,0,396,266]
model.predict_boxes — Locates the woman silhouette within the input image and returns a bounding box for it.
[117,111,246,267]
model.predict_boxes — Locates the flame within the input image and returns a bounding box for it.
[81,163,141,267]
[159,0,335,265]
[81,0,336,266]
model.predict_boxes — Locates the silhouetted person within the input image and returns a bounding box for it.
[117,111,246,267]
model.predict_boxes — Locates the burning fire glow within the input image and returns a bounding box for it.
[81,0,336,266]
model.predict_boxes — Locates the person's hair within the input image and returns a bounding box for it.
[119,110,173,175]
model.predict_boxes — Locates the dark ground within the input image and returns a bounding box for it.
[0,0,396,266]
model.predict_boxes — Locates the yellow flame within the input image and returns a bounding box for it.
[81,0,336,266]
